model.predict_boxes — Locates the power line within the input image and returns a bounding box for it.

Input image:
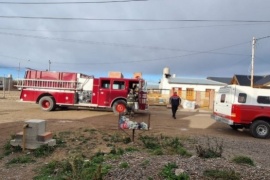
[0,0,147,4]
[0,31,250,56]
[0,23,267,33]
[0,15,270,23]
[0,39,251,67]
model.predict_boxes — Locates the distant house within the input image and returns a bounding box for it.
[159,67,226,101]
[158,67,229,109]
[230,75,270,88]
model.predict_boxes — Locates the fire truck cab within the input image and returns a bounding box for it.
[17,69,148,114]
[211,84,270,139]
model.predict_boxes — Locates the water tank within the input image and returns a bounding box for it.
[163,67,170,75]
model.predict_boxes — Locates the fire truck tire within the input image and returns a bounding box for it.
[39,96,56,111]
[112,100,127,114]
[250,120,270,139]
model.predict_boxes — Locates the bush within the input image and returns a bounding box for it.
[232,156,255,166]
[196,137,223,158]
[203,169,240,180]
[160,162,189,180]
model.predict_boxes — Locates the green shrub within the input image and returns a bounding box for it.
[139,135,161,149]
[7,155,35,165]
[139,134,191,156]
[196,137,223,158]
[232,156,255,166]
[33,144,55,158]
[160,162,189,180]
[203,169,240,180]
[34,152,111,180]
[119,162,129,169]
[140,160,150,167]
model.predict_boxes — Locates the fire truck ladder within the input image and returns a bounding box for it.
[16,79,78,90]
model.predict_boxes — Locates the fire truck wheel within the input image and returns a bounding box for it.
[112,100,127,114]
[250,120,270,139]
[39,96,56,111]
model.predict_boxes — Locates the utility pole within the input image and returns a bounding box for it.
[18,62,20,80]
[48,60,51,71]
[251,37,256,88]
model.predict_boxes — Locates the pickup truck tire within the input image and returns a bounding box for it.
[250,120,270,139]
[39,96,56,111]
[112,100,127,114]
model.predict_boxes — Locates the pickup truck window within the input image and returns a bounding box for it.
[257,96,270,104]
[220,94,226,103]
[238,93,247,103]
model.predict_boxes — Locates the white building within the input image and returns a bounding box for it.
[159,67,229,109]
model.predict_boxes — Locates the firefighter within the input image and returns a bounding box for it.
[133,84,139,101]
[126,89,135,116]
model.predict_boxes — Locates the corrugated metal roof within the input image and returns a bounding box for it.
[168,77,226,85]
[207,77,231,84]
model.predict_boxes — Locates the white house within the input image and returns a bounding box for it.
[159,67,228,109]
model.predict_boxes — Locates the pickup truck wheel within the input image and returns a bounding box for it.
[39,96,56,111]
[250,120,270,139]
[112,100,127,114]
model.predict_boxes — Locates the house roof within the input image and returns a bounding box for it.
[254,75,270,85]
[207,77,231,84]
[168,77,226,85]
[233,75,266,86]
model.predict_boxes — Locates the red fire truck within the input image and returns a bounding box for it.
[17,69,148,114]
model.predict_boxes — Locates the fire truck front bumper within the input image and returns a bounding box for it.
[211,114,234,125]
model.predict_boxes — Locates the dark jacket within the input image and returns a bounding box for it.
[170,95,181,107]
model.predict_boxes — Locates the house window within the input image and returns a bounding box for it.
[238,93,247,103]
[257,96,270,104]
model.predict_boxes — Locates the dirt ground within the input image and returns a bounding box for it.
[1,91,270,179]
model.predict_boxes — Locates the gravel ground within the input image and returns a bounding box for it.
[0,91,270,179]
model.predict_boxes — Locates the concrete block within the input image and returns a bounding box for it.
[38,132,53,142]
[10,119,56,150]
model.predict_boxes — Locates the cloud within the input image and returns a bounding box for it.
[0,0,270,82]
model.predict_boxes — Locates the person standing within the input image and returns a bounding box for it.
[169,92,181,119]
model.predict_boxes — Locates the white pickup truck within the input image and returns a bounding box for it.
[211,85,270,139]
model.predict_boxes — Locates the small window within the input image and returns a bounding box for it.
[113,81,125,90]
[220,94,226,103]
[257,96,270,104]
[238,93,247,103]
[101,80,110,89]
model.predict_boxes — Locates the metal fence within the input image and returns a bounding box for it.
[0,77,18,99]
